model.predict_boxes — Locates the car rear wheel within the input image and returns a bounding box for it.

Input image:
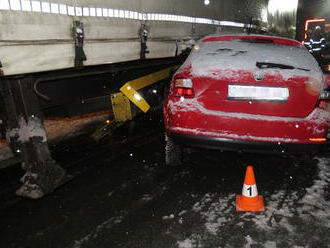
[165,134,182,166]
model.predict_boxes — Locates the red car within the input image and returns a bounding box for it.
[163,34,330,165]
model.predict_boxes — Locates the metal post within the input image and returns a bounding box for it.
[0,77,66,199]
[73,21,87,67]
[140,24,150,59]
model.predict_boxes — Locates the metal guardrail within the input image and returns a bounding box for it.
[92,65,178,141]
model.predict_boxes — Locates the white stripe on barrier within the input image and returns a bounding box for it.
[0,0,247,28]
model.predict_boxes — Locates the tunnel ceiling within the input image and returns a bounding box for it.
[37,0,268,24]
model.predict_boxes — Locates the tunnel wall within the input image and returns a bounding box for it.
[0,0,265,76]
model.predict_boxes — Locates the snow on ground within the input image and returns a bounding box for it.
[177,157,330,248]
[0,111,110,162]
[192,193,235,235]
[177,237,197,248]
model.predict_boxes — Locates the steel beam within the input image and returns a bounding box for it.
[0,77,66,199]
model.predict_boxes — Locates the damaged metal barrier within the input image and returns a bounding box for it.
[92,66,178,141]
[0,78,67,199]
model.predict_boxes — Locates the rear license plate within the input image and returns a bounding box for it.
[228,85,289,101]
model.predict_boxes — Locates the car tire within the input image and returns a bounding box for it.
[165,134,182,166]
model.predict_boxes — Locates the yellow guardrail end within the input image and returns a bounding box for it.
[129,66,178,90]
[111,92,132,121]
[120,65,178,113]
[120,83,150,113]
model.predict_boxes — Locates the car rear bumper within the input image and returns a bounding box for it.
[164,98,330,145]
[169,132,326,154]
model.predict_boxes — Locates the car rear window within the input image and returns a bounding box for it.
[202,35,301,47]
[187,38,321,80]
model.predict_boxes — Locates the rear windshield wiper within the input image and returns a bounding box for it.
[256,62,310,71]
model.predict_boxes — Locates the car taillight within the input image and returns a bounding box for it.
[318,90,330,109]
[172,78,195,98]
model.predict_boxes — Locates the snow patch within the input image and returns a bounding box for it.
[72,215,124,248]
[297,157,330,228]
[244,235,257,248]
[178,210,187,216]
[192,193,235,235]
[167,98,199,115]
[178,157,330,247]
[141,194,153,202]
[177,238,195,248]
[162,214,175,220]
[7,116,47,143]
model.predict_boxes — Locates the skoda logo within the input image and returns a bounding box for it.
[254,71,264,81]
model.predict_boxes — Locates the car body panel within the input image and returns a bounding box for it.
[164,97,329,144]
[164,34,330,151]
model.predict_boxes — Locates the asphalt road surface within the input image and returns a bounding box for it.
[1,112,330,248]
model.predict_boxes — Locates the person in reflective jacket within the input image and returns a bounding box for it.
[306,26,327,64]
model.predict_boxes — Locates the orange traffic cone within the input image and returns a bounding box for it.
[236,166,265,212]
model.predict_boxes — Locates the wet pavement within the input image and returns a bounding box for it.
[1,112,330,248]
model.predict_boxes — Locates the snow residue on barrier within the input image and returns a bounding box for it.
[7,116,47,143]
[0,111,110,162]
[177,157,330,247]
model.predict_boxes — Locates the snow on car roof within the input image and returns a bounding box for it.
[201,34,301,47]
[182,35,322,81]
